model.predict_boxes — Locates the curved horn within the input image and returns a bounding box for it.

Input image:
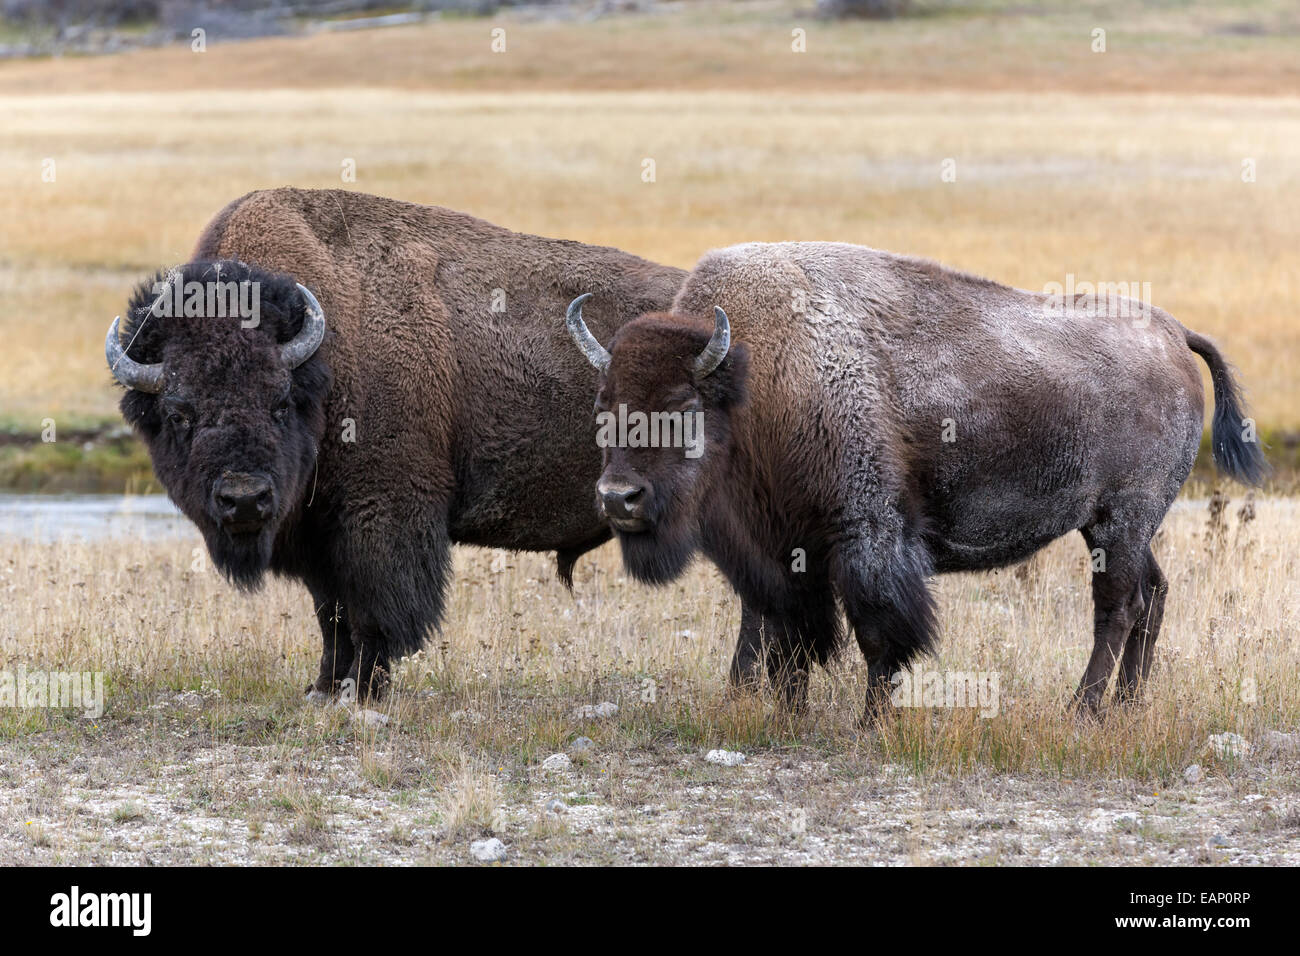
[105,316,164,393]
[693,306,731,378]
[280,283,326,369]
[565,293,611,372]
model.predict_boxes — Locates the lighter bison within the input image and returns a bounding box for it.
[565,241,1266,717]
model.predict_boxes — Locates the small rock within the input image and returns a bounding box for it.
[1259,731,1300,758]
[1136,795,1156,807]
[568,736,596,755]
[470,837,507,862]
[705,749,746,767]
[1110,812,1140,830]
[449,709,484,725]
[541,753,572,772]
[574,701,618,720]
[353,708,389,728]
[304,688,331,705]
[1208,833,1230,848]
[1183,763,1203,784]
[545,798,568,815]
[1206,733,1251,761]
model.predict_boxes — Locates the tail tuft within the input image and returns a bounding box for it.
[1185,329,1268,486]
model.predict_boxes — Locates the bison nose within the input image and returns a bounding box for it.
[212,473,275,527]
[597,480,648,521]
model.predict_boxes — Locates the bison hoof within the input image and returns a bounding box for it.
[858,702,892,730]
[1069,698,1104,724]
[304,687,334,706]
[724,675,763,700]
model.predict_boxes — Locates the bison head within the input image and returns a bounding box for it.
[566,294,749,584]
[107,261,331,588]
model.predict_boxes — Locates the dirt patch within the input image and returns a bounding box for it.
[3,705,1297,864]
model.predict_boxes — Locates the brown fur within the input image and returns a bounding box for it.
[128,188,700,698]
[584,241,1266,717]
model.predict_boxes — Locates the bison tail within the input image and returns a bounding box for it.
[1184,329,1269,487]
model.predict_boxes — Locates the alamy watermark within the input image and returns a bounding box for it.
[891,669,1000,718]
[1043,274,1153,326]
[596,403,705,459]
[0,666,104,719]
[50,886,150,936]
[150,277,261,329]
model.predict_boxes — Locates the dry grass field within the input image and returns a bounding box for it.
[2,89,1297,433]
[0,2,1297,432]
[0,1,1297,865]
[1,496,1297,864]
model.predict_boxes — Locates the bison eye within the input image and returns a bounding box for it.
[162,398,195,431]
[273,403,289,423]
[661,389,698,413]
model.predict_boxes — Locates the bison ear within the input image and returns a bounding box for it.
[697,342,749,410]
[120,386,162,439]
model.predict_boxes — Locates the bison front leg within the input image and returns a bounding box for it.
[836,539,937,725]
[337,515,452,705]
[306,587,355,702]
[727,603,766,694]
[739,616,810,713]
[756,586,842,715]
[341,627,391,704]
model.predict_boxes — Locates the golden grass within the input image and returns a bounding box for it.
[2,493,1296,863]
[2,494,1295,780]
[2,89,1297,429]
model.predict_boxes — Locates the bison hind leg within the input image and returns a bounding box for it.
[1073,522,1164,714]
[835,538,938,721]
[1115,548,1168,704]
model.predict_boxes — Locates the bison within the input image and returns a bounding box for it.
[564,241,1267,717]
[106,187,783,701]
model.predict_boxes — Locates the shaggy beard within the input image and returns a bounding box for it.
[203,524,276,590]
[616,517,698,586]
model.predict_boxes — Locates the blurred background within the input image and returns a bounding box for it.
[1,0,1297,491]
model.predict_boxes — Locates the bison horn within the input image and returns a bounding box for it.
[565,293,611,372]
[106,282,325,392]
[281,283,326,369]
[105,316,165,393]
[694,306,731,378]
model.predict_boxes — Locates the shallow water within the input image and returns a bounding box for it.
[0,492,1276,544]
[0,493,195,542]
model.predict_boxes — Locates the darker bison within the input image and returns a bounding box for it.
[106,187,730,701]
[565,241,1267,717]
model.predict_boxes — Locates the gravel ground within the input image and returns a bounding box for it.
[2,693,1297,866]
